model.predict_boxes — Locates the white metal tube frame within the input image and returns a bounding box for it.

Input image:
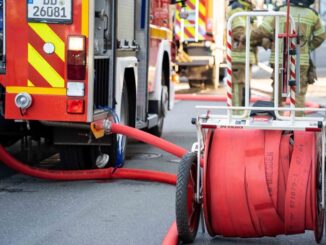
[226,11,297,121]
[194,11,326,212]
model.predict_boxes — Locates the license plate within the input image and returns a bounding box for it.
[27,0,72,23]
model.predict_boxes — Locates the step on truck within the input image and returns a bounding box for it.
[0,0,181,169]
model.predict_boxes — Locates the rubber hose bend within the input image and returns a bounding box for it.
[0,145,176,184]
[111,123,188,158]
[0,123,186,183]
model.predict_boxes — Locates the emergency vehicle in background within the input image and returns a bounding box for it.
[174,0,226,88]
[0,0,183,170]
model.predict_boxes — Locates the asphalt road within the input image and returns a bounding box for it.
[0,100,325,245]
[0,100,198,245]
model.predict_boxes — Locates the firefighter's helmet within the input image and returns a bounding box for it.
[289,0,314,7]
[229,0,256,10]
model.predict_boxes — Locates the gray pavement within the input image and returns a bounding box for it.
[0,100,210,245]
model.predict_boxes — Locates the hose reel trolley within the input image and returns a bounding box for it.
[175,7,326,244]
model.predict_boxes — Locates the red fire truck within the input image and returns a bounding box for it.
[0,0,182,169]
[174,0,226,88]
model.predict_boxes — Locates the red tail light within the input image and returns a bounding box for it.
[67,99,84,114]
[67,36,86,80]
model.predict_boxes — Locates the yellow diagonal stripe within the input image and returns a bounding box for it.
[199,2,206,17]
[29,23,65,61]
[27,80,35,87]
[188,0,196,10]
[28,44,65,88]
[185,27,196,39]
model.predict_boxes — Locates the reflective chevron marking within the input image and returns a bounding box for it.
[29,23,65,61]
[28,44,65,88]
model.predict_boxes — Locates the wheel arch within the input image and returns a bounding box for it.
[162,51,170,87]
[162,51,174,110]
[115,57,137,127]
[123,67,136,127]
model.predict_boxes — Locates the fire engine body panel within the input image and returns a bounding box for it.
[0,0,175,168]
[4,0,85,122]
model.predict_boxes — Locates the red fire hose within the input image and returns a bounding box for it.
[202,129,323,241]
[0,123,187,183]
[166,129,324,244]
[0,123,190,244]
[111,124,187,158]
[0,146,176,184]
[162,221,178,245]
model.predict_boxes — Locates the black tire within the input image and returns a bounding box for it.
[149,85,168,137]
[148,68,168,137]
[58,145,89,170]
[118,82,129,163]
[176,152,200,244]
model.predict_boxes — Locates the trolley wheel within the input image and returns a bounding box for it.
[176,152,200,243]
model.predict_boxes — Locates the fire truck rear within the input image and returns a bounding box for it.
[0,0,176,169]
[174,0,226,88]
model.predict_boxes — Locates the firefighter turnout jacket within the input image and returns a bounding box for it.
[251,4,326,116]
[251,4,326,67]
[227,2,257,65]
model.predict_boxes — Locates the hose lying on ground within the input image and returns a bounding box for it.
[0,146,176,184]
[0,123,188,244]
[0,123,188,182]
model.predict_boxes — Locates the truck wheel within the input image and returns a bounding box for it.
[58,146,89,170]
[176,152,200,243]
[149,85,168,137]
[118,82,129,163]
[148,72,169,137]
[108,82,129,166]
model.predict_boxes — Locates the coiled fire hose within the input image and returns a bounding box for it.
[164,129,324,245]
[202,129,323,242]
[0,124,188,183]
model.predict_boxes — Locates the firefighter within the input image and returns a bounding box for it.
[251,0,326,116]
[227,0,257,114]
